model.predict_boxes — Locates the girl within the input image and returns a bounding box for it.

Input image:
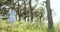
[9,7,16,23]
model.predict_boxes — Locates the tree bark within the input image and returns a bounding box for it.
[46,0,54,32]
[24,0,27,22]
[18,0,21,21]
[29,0,33,22]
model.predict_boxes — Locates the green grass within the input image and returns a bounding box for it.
[0,20,59,32]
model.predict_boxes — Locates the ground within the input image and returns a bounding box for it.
[0,20,59,32]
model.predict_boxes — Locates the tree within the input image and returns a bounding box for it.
[18,0,21,21]
[46,0,54,32]
[39,4,45,23]
[29,0,33,22]
[24,0,27,21]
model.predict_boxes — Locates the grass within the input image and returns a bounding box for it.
[0,20,59,32]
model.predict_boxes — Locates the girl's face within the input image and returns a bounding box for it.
[11,8,13,10]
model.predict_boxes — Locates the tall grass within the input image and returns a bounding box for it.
[0,20,59,32]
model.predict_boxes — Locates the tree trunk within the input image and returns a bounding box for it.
[29,0,33,22]
[24,0,27,22]
[18,0,21,21]
[46,0,54,32]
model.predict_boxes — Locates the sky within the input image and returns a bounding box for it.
[51,0,60,23]
[34,0,60,23]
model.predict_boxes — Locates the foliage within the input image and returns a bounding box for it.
[0,20,59,32]
[0,20,48,32]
